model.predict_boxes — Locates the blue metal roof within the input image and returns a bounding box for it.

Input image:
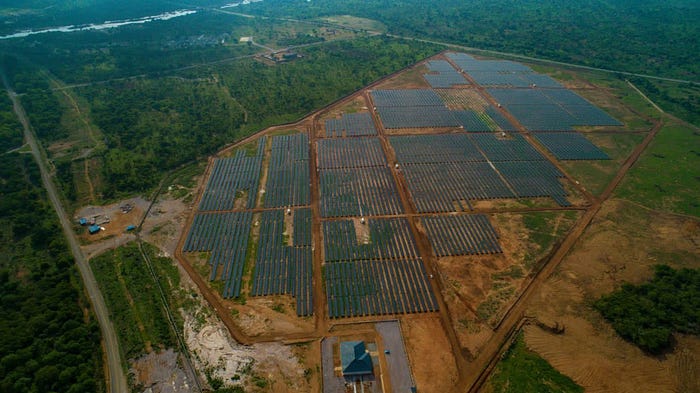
[340,341,373,376]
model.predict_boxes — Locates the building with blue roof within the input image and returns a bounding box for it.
[340,341,373,376]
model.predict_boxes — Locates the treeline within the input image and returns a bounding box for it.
[73,36,437,198]
[0,92,22,152]
[242,0,699,81]
[0,153,104,392]
[595,265,700,353]
[91,243,181,361]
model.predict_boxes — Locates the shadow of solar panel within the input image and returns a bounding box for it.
[371,89,444,107]
[471,133,545,161]
[377,106,460,128]
[533,132,610,160]
[320,167,403,217]
[422,215,502,256]
[317,137,386,169]
[390,134,485,164]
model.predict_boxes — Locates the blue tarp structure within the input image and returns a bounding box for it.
[88,225,101,234]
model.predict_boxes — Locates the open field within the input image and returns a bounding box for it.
[517,199,700,393]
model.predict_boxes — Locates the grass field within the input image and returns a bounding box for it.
[561,132,645,196]
[616,120,700,217]
[487,333,583,393]
[520,211,579,269]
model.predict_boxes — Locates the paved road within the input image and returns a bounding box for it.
[2,73,128,393]
[376,322,414,393]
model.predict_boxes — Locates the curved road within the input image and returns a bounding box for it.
[2,73,128,393]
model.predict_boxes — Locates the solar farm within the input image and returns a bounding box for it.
[178,51,625,328]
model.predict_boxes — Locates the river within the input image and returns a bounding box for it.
[0,9,197,40]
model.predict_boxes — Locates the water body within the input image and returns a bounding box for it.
[0,10,197,40]
[221,0,263,9]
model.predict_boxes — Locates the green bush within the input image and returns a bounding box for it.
[594,265,700,353]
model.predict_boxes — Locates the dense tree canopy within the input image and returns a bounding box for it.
[595,265,700,353]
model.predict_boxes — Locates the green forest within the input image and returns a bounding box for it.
[595,265,700,353]
[0,153,104,393]
[4,35,439,201]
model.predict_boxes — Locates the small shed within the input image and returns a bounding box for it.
[78,218,88,226]
[340,341,373,376]
[88,225,101,234]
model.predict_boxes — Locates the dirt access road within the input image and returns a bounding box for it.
[2,72,128,393]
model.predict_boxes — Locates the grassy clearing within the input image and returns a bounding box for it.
[561,132,645,196]
[319,15,388,33]
[487,332,583,393]
[521,211,579,269]
[91,243,181,361]
[615,120,700,217]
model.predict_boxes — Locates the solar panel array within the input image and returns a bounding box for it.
[488,88,622,130]
[323,218,419,262]
[471,133,544,161]
[183,212,253,298]
[422,215,502,256]
[389,133,572,210]
[493,161,570,206]
[264,133,309,208]
[325,259,438,318]
[423,60,469,88]
[251,209,313,316]
[317,137,386,169]
[375,106,461,129]
[319,167,403,217]
[400,162,514,212]
[485,107,518,131]
[533,132,610,160]
[390,134,483,164]
[324,112,377,137]
[437,89,490,110]
[371,89,445,107]
[446,52,563,88]
[323,217,437,318]
[198,138,266,211]
[452,110,493,131]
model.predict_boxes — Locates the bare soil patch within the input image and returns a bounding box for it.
[374,64,429,90]
[401,316,459,393]
[521,199,700,393]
